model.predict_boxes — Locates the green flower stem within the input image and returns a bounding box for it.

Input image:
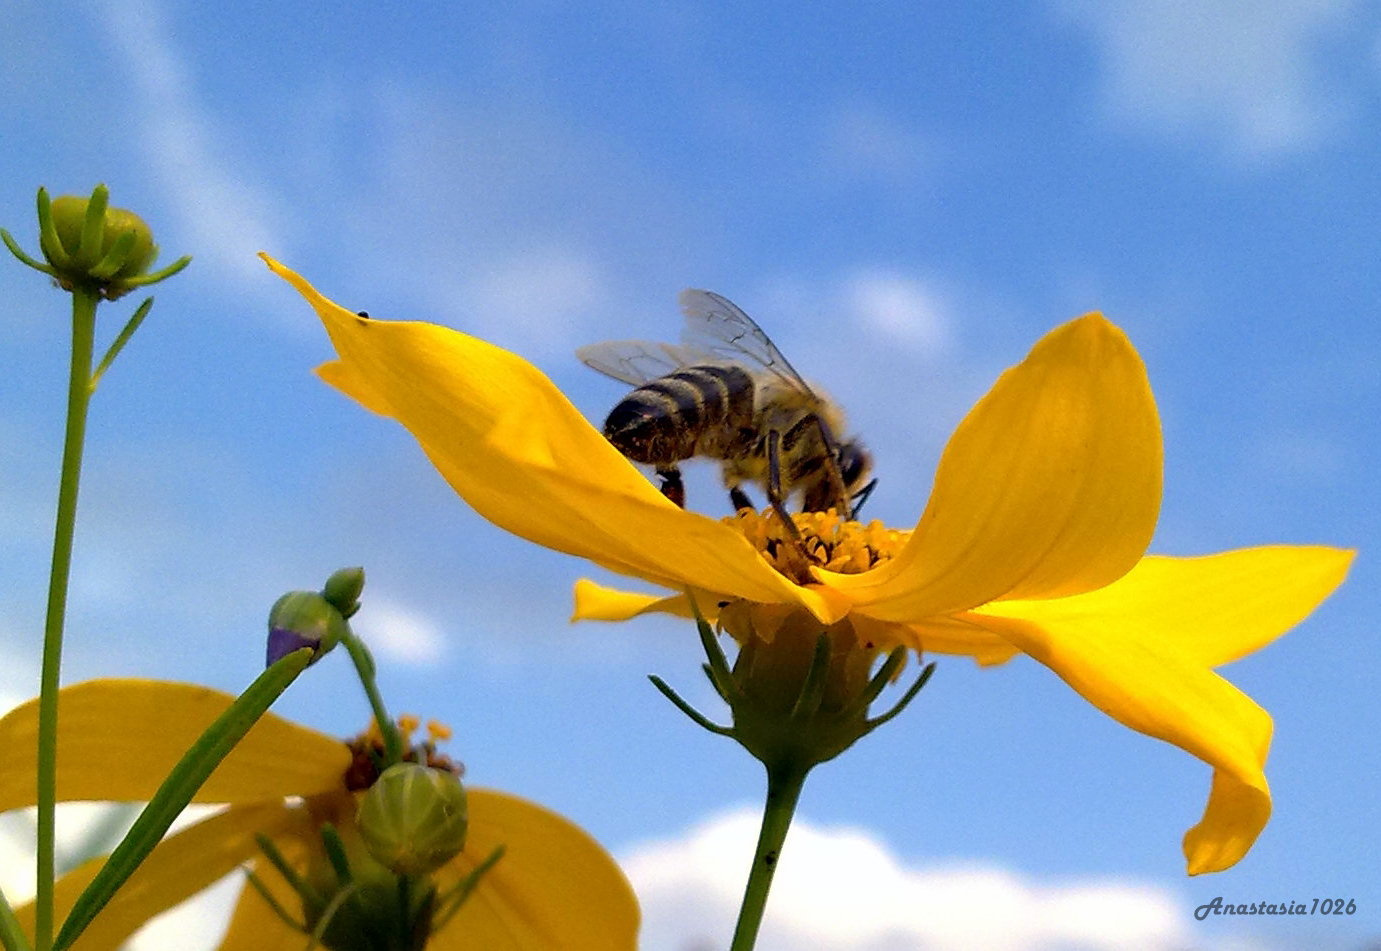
[342,631,405,765]
[729,760,811,951]
[34,290,98,951]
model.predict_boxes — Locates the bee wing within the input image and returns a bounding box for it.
[677,289,815,396]
[575,339,713,387]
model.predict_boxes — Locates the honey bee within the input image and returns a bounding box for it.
[577,289,874,529]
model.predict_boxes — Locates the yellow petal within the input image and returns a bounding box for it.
[16,800,306,949]
[264,254,843,623]
[571,579,691,622]
[215,847,314,951]
[0,679,349,810]
[964,611,1273,874]
[902,614,1021,666]
[976,546,1354,666]
[824,314,1161,621]
[432,788,639,950]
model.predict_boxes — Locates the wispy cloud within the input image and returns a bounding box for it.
[352,595,448,666]
[1054,0,1364,159]
[623,808,1205,951]
[91,0,288,287]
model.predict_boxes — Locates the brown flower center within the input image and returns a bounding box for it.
[342,716,462,791]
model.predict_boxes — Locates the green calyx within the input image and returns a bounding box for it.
[650,602,936,775]
[1,185,190,299]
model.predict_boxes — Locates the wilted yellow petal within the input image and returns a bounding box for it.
[0,680,349,810]
[964,610,1272,874]
[431,788,639,950]
[977,546,1354,666]
[825,314,1161,621]
[16,800,306,949]
[264,254,845,623]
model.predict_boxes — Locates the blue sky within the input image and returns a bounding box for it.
[1,0,1378,948]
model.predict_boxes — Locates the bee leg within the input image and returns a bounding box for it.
[765,430,802,542]
[807,415,853,520]
[729,485,755,513]
[851,478,878,518]
[656,467,686,508]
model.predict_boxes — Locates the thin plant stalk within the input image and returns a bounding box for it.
[728,761,810,951]
[34,290,99,951]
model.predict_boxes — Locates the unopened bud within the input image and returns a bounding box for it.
[357,763,468,877]
[2,185,189,300]
[322,566,365,618]
[266,591,347,666]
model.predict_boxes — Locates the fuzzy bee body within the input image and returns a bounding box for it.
[603,364,757,467]
[579,290,874,519]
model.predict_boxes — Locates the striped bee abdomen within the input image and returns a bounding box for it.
[602,365,755,464]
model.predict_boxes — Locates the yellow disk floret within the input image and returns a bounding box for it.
[727,509,906,576]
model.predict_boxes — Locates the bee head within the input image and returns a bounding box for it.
[836,439,877,517]
[837,439,872,493]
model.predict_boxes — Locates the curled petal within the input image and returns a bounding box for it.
[432,788,640,950]
[17,800,307,949]
[964,611,1273,874]
[0,679,349,810]
[265,255,845,623]
[826,314,1161,621]
[966,544,1351,872]
[571,579,691,623]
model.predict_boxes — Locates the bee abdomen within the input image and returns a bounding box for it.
[603,365,753,464]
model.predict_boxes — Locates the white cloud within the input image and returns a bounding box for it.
[353,596,448,666]
[1055,0,1362,159]
[468,246,611,350]
[92,0,287,287]
[623,808,1201,951]
[761,268,955,358]
[842,270,954,354]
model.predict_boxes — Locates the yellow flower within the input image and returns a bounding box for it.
[0,680,639,949]
[263,255,1352,875]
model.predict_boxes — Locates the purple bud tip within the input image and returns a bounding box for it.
[267,627,319,667]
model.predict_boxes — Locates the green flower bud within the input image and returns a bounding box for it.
[266,590,347,667]
[357,763,469,877]
[1,185,189,300]
[47,189,157,288]
[322,566,366,618]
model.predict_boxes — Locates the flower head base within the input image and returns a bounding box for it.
[652,606,934,774]
[254,717,504,951]
[287,799,442,951]
[1,186,191,300]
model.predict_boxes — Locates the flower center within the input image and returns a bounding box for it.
[343,716,462,791]
[727,509,905,577]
